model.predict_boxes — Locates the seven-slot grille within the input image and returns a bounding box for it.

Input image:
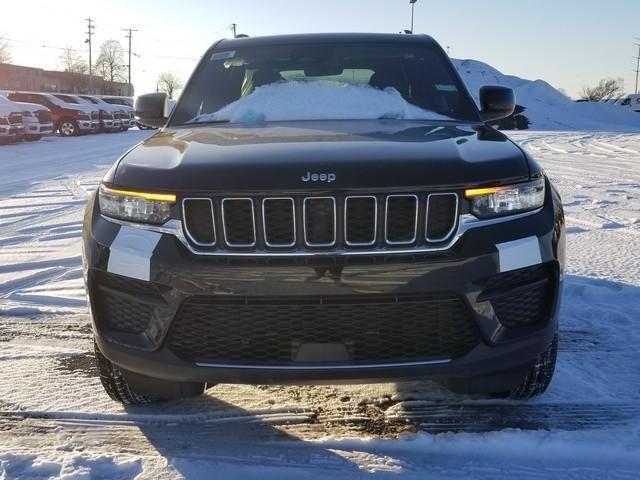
[182,193,458,253]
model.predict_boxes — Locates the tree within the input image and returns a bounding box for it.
[95,40,126,83]
[59,47,87,74]
[157,72,183,99]
[0,37,11,64]
[580,78,625,101]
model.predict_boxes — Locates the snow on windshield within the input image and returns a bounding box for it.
[190,81,452,123]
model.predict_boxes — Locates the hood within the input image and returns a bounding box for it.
[12,102,50,114]
[113,120,531,192]
[0,104,20,117]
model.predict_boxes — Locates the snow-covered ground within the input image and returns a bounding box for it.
[1,130,639,479]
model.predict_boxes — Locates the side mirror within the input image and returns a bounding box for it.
[135,92,169,128]
[479,86,515,123]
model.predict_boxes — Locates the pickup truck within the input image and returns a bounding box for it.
[4,91,99,136]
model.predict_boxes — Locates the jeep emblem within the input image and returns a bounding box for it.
[301,171,336,183]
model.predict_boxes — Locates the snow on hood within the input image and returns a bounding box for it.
[0,96,50,114]
[0,96,20,117]
[191,81,452,123]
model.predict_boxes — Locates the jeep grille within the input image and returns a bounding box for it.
[181,192,458,254]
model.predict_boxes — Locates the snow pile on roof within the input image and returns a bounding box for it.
[192,81,451,123]
[453,59,640,131]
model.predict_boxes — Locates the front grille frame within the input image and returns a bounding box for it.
[303,196,337,247]
[182,198,217,247]
[384,194,419,245]
[425,193,459,242]
[221,198,257,248]
[174,190,472,255]
[262,197,296,248]
[344,195,377,247]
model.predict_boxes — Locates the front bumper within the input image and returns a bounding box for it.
[24,122,54,136]
[83,185,565,386]
[0,125,23,140]
[78,120,97,132]
[100,119,122,130]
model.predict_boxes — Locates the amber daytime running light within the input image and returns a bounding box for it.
[98,184,176,224]
[464,178,545,219]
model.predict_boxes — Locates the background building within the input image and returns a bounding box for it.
[0,63,133,95]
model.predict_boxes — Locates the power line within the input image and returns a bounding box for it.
[122,27,139,88]
[85,18,95,93]
[3,35,198,61]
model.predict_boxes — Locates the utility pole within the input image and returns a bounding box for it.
[409,0,418,34]
[85,18,95,93]
[231,23,237,38]
[634,41,640,94]
[122,27,139,94]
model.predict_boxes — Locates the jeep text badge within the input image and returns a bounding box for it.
[301,171,336,183]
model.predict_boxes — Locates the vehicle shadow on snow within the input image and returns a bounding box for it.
[122,394,360,475]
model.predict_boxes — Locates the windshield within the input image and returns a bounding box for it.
[80,96,100,104]
[171,42,479,125]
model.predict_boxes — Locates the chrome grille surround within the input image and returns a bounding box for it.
[303,197,337,247]
[182,198,216,247]
[221,198,257,247]
[425,193,459,242]
[344,195,377,247]
[384,194,419,245]
[262,197,296,248]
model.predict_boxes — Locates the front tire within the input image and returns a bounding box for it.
[445,335,558,400]
[94,341,205,404]
[507,334,558,399]
[58,119,78,137]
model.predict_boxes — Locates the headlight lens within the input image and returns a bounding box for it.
[98,184,175,224]
[465,178,545,219]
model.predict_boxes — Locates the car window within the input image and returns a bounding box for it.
[54,95,79,104]
[171,42,479,125]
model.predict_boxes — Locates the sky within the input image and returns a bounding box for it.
[2,0,639,98]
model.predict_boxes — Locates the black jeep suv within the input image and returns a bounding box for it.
[83,33,565,404]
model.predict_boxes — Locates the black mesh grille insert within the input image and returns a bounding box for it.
[167,294,480,365]
[386,196,417,244]
[183,199,215,245]
[222,199,255,246]
[426,194,457,241]
[345,196,376,245]
[491,282,552,327]
[92,273,160,334]
[304,198,335,246]
[480,263,556,328]
[263,198,295,246]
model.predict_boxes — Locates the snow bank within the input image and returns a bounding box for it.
[454,59,640,131]
[192,81,451,123]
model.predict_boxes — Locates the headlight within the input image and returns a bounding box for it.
[98,184,176,224]
[465,178,545,219]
